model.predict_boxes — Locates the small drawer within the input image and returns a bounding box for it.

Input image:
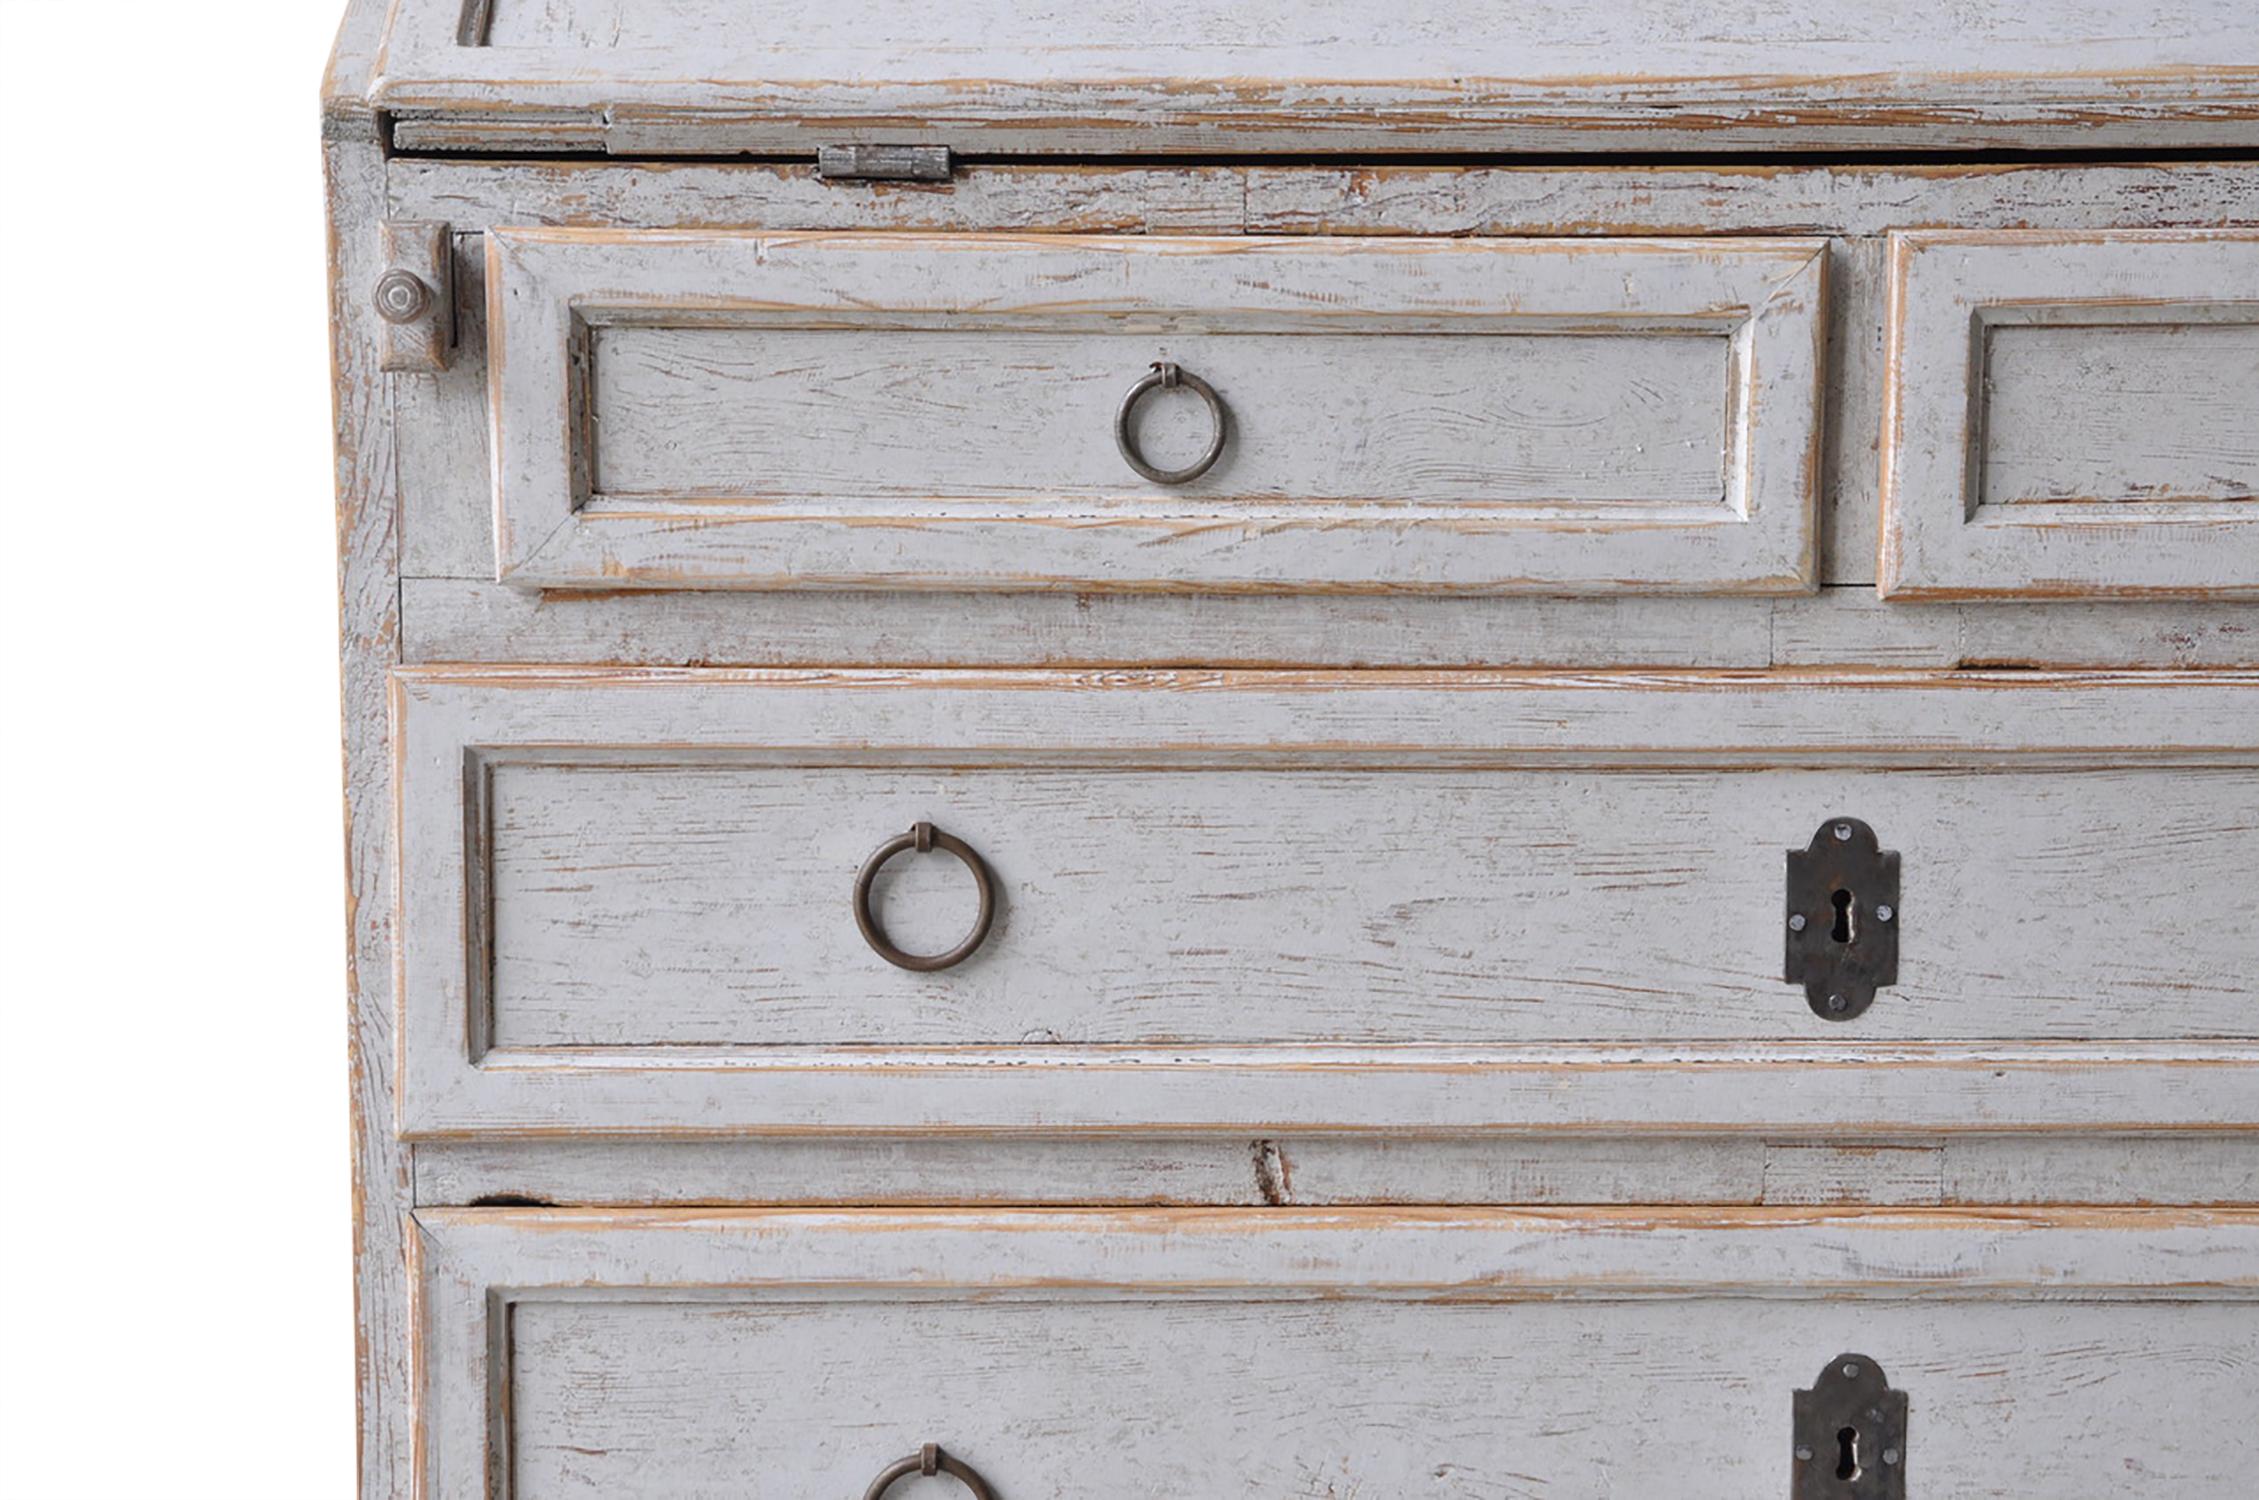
[1881,229,2259,600]
[484,231,1825,594]
[392,667,2259,1137]
[411,1206,2259,1500]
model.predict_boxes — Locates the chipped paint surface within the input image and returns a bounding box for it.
[406,1207,2259,1498]
[369,0,2259,154]
[1882,229,2259,600]
[384,667,2259,1137]
[325,9,2259,1496]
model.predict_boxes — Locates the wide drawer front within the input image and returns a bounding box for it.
[393,668,2259,1136]
[413,1207,2259,1500]
[1882,229,2259,600]
[485,232,1824,594]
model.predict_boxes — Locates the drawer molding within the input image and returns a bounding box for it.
[410,1206,2259,1500]
[1881,229,2259,601]
[484,231,1827,595]
[392,667,2259,1137]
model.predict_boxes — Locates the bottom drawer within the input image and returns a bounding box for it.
[413,1207,2259,1499]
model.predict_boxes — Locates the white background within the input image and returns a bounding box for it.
[1,2,358,1493]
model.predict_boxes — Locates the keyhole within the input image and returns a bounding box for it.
[1830,888,1856,944]
[1835,1425,1861,1480]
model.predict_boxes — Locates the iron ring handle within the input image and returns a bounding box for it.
[1113,361,1227,484]
[853,822,996,973]
[862,1443,998,1500]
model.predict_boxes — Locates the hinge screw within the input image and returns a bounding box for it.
[1788,913,1807,932]
[1874,903,1895,923]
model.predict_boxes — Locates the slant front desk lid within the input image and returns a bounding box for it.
[372,0,2259,156]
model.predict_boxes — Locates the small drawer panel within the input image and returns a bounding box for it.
[1881,229,2259,600]
[392,667,2259,1137]
[485,232,1825,594]
[412,1207,2259,1500]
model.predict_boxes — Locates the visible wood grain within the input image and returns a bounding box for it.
[503,1299,2256,1498]
[410,1207,2259,1500]
[1770,588,2259,667]
[1957,599,2259,665]
[476,760,2255,1048]
[400,578,2259,669]
[393,665,2259,767]
[400,579,1782,668]
[1763,1143,1945,1205]
[342,65,2259,1497]
[388,160,2259,592]
[391,667,2259,1135]
[322,0,391,139]
[484,231,1825,594]
[1243,162,2259,240]
[1824,237,1888,585]
[392,162,1252,236]
[1944,1136,2259,1206]
[327,5,412,1493]
[411,1135,1770,1206]
[395,240,491,581]
[588,323,1731,505]
[391,160,2259,242]
[412,1134,2259,1208]
[1881,229,2259,600]
[415,1135,1274,1207]
[1979,320,2259,505]
[368,0,2259,154]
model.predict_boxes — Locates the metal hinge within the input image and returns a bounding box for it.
[816,144,954,182]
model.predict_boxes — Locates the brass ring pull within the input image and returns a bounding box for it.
[862,1443,998,1500]
[853,822,996,972]
[1114,361,1227,484]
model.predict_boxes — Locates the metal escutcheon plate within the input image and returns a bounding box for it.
[1785,818,1901,1021]
[1793,1355,1908,1499]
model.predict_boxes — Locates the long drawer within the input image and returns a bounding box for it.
[392,667,2259,1136]
[411,1206,2259,1500]
[482,231,1825,594]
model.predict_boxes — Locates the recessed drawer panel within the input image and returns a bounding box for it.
[412,1207,2259,1500]
[1881,229,2259,600]
[393,668,2259,1136]
[485,232,1825,594]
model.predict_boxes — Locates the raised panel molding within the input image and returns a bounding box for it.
[485,231,1825,595]
[392,667,2259,1137]
[411,1206,2259,1500]
[1880,229,2259,601]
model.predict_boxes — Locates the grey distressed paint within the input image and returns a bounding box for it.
[325,5,2259,1495]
